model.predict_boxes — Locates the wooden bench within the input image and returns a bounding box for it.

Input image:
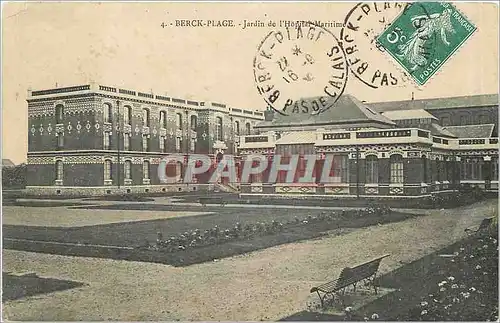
[310,254,389,307]
[465,217,494,236]
[199,197,227,207]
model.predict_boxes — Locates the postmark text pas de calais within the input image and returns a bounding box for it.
[376,2,476,86]
[253,23,348,116]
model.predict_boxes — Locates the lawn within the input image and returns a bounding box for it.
[4,205,424,266]
[3,272,85,302]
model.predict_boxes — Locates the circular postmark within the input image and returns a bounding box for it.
[253,22,348,116]
[340,2,418,89]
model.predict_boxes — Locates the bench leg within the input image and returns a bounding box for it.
[371,275,378,295]
[335,291,345,307]
[316,290,324,308]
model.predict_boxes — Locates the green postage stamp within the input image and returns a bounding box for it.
[376,2,477,86]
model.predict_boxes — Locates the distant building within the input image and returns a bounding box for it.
[237,94,499,198]
[26,83,263,195]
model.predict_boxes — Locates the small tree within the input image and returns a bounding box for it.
[2,163,26,188]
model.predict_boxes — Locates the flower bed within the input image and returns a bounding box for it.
[344,232,499,322]
[428,189,487,209]
[145,205,393,253]
[399,235,498,321]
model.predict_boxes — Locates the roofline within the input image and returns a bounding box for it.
[366,93,498,106]
[443,123,496,128]
[255,119,396,129]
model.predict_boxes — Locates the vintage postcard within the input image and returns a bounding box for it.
[2,1,498,321]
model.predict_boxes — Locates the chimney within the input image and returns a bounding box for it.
[264,106,274,121]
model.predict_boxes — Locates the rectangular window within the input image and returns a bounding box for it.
[492,158,499,181]
[216,117,223,141]
[123,106,131,125]
[462,159,483,180]
[390,156,404,184]
[55,161,63,181]
[143,109,150,127]
[176,113,183,131]
[124,161,131,180]
[104,160,112,180]
[160,136,166,152]
[55,105,64,124]
[190,116,197,131]
[176,137,181,151]
[276,155,290,183]
[365,156,378,184]
[143,161,150,179]
[472,160,482,180]
[123,133,130,151]
[190,138,196,152]
[322,155,349,183]
[160,111,167,128]
[57,133,64,150]
[103,132,111,150]
[104,104,112,123]
[250,160,264,183]
[422,157,428,182]
[142,135,149,152]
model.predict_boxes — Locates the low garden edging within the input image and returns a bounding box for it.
[144,205,394,253]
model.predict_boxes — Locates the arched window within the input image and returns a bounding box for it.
[216,116,223,141]
[55,160,63,181]
[104,103,112,123]
[176,113,183,131]
[390,154,404,184]
[143,108,150,127]
[124,160,132,180]
[245,122,251,135]
[233,121,240,136]
[104,160,112,181]
[143,160,150,179]
[123,106,132,125]
[55,105,64,124]
[441,116,450,126]
[190,115,197,131]
[365,155,378,184]
[159,111,167,128]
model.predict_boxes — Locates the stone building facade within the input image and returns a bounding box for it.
[26,83,263,195]
[237,94,499,199]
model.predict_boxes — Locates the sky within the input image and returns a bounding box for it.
[2,2,498,164]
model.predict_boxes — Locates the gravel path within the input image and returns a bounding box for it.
[2,199,497,321]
